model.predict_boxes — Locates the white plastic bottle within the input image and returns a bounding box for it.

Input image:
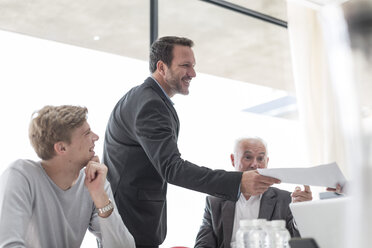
[267,220,291,248]
[236,219,268,248]
[263,220,273,248]
[236,219,254,248]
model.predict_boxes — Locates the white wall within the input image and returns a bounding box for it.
[0,30,316,247]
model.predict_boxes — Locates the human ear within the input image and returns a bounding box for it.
[54,142,66,155]
[157,61,166,76]
[230,154,235,168]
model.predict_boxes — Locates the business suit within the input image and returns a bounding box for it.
[195,187,300,248]
[103,77,243,246]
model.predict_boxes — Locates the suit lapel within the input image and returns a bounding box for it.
[222,200,236,248]
[145,77,180,134]
[258,188,277,220]
[221,190,277,247]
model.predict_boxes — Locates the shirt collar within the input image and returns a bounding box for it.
[239,193,262,203]
[150,76,174,105]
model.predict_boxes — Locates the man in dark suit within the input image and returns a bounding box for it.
[194,137,313,247]
[103,36,280,248]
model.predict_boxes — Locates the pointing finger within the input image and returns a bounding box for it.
[336,184,342,194]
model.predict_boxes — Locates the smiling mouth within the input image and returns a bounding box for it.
[89,147,95,152]
[183,78,191,86]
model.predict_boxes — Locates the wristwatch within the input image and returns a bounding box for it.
[97,200,114,215]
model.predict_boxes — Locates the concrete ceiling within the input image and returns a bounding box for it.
[0,0,294,92]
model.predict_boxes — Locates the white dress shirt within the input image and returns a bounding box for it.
[231,193,262,242]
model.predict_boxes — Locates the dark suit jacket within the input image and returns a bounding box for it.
[103,77,243,246]
[194,187,300,248]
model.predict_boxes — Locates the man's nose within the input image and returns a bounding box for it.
[250,160,259,169]
[188,67,196,78]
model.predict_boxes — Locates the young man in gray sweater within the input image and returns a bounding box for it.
[0,105,135,248]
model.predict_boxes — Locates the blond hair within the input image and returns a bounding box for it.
[29,105,88,160]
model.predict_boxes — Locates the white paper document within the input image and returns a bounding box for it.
[257,162,347,188]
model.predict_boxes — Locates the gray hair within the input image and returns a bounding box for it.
[233,136,268,156]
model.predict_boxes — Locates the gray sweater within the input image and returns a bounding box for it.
[0,159,135,248]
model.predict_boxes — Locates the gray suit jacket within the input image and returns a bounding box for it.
[103,77,243,246]
[194,187,300,248]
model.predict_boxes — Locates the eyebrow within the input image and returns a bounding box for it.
[179,61,196,66]
[244,151,266,155]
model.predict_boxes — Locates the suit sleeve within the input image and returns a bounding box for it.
[135,98,242,201]
[285,200,300,238]
[286,211,301,238]
[194,197,217,248]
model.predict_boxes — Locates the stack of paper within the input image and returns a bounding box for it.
[257,162,347,188]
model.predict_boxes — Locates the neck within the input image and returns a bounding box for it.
[152,73,175,98]
[242,193,251,201]
[41,159,81,190]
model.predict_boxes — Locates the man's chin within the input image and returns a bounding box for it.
[81,155,94,168]
[88,154,95,161]
[179,88,189,95]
